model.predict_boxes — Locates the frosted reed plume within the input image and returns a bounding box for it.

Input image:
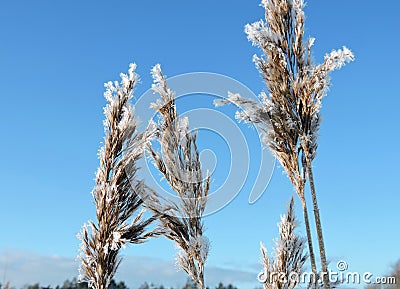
[147,64,210,289]
[260,197,307,289]
[78,63,160,289]
[216,1,354,288]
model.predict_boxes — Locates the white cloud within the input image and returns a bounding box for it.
[0,249,260,289]
[0,249,77,287]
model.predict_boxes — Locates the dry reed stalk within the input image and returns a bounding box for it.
[78,63,160,289]
[216,1,354,288]
[260,197,307,289]
[147,64,210,289]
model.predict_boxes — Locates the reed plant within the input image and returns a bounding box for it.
[216,1,354,288]
[146,64,210,289]
[78,64,160,289]
[259,197,307,289]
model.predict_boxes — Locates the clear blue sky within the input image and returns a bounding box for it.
[0,0,399,288]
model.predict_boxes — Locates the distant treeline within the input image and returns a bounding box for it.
[0,278,240,289]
